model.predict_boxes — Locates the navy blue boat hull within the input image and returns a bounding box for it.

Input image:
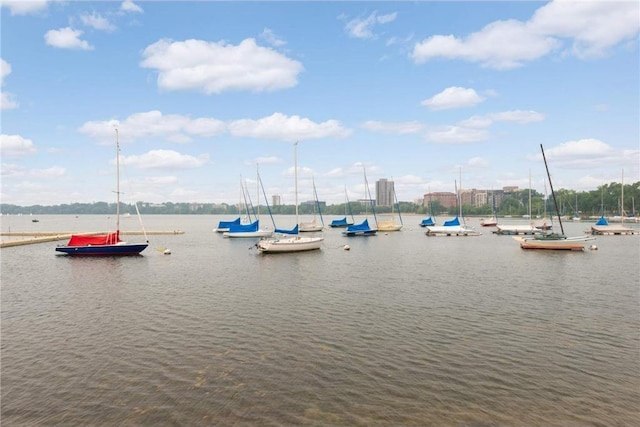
[55,243,148,256]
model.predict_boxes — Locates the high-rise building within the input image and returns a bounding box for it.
[376,178,394,207]
[272,195,281,206]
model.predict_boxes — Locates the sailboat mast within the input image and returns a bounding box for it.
[115,128,120,233]
[621,169,624,224]
[459,167,463,219]
[256,164,260,219]
[540,144,564,235]
[528,169,532,224]
[363,167,377,225]
[294,141,299,224]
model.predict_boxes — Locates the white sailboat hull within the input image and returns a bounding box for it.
[299,219,323,232]
[223,230,273,238]
[517,234,596,250]
[256,236,323,253]
[425,225,480,236]
[377,219,402,232]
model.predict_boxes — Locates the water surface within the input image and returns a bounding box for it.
[2,215,639,426]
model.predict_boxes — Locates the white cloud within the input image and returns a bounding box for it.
[361,120,423,134]
[425,126,489,144]
[345,11,398,39]
[260,28,286,47]
[546,138,613,159]
[78,110,227,144]
[251,156,281,165]
[535,139,639,169]
[421,87,485,110]
[143,176,179,185]
[228,113,351,141]
[1,58,18,110]
[411,0,639,69]
[121,0,143,13]
[140,38,303,94]
[0,163,25,177]
[1,0,51,15]
[460,110,545,128]
[80,12,116,32]
[0,134,37,158]
[44,27,93,50]
[489,110,545,123]
[1,58,12,86]
[467,157,490,168]
[121,150,210,170]
[529,0,640,58]
[425,108,544,144]
[1,92,18,110]
[31,166,66,178]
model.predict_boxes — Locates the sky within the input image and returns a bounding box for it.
[1,0,639,207]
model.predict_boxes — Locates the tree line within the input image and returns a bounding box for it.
[2,181,638,217]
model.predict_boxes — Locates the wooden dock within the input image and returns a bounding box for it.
[0,230,184,248]
[590,225,638,235]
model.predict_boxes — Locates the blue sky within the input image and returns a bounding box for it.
[1,0,639,207]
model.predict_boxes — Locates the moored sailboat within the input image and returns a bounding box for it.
[224,170,273,238]
[55,129,148,256]
[299,177,324,232]
[256,142,323,253]
[480,190,498,227]
[589,170,636,235]
[425,170,479,237]
[495,171,538,235]
[519,145,595,251]
[343,167,378,236]
[329,187,355,228]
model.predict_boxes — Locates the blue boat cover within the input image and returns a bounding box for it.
[275,224,299,235]
[420,217,435,227]
[443,216,460,226]
[330,217,349,226]
[346,219,371,232]
[217,217,241,228]
[595,215,608,226]
[228,220,259,233]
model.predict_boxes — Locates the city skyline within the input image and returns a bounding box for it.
[1,1,639,207]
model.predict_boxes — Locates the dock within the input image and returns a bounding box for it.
[0,230,184,248]
[589,225,638,235]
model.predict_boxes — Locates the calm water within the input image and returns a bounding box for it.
[2,215,639,426]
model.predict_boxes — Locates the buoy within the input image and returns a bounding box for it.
[163,248,172,255]
[589,244,597,251]
[343,244,350,251]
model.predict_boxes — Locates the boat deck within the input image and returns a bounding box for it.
[520,241,586,251]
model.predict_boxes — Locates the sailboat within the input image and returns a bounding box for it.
[214,183,245,232]
[329,187,355,228]
[55,129,149,256]
[224,169,273,238]
[571,193,581,221]
[590,170,635,235]
[519,144,595,250]
[479,190,498,227]
[299,177,324,232]
[256,142,324,253]
[419,188,436,227]
[377,179,403,232]
[214,196,242,232]
[342,167,378,236]
[495,171,539,235]
[425,170,479,236]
